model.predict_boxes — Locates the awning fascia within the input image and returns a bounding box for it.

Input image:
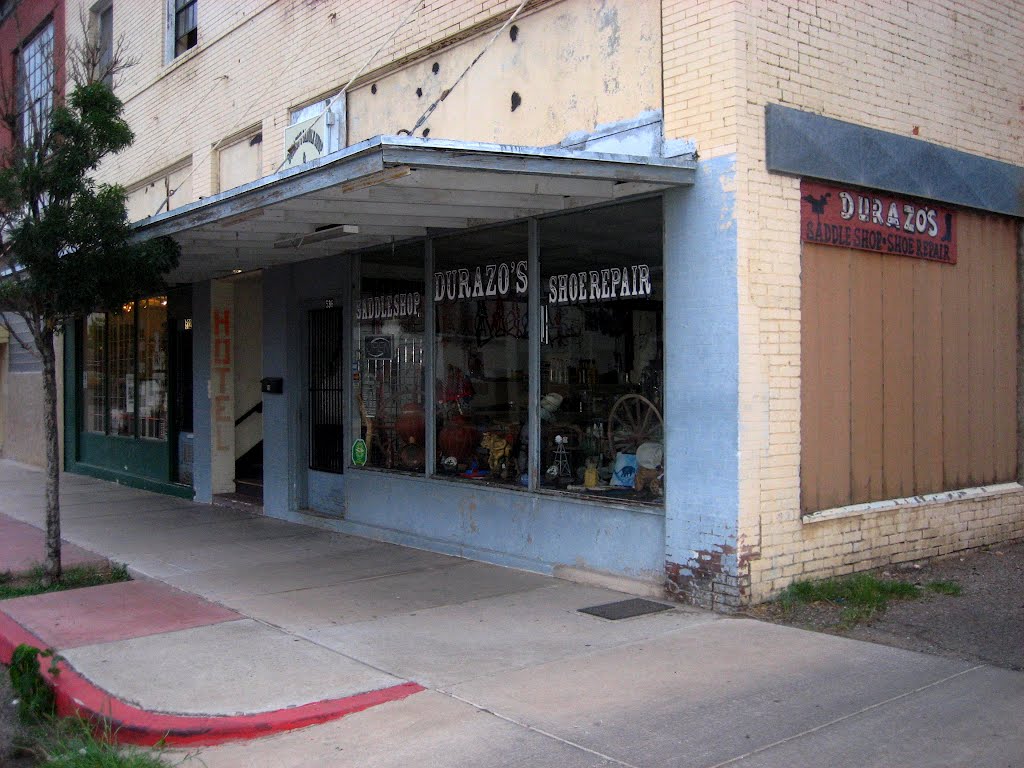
[131,135,695,282]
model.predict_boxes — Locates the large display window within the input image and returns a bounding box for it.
[539,200,664,502]
[80,297,169,441]
[433,223,529,485]
[353,243,426,472]
[350,199,664,507]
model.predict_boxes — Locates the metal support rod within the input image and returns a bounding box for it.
[424,238,437,477]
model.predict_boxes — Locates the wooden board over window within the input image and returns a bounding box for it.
[801,211,1018,513]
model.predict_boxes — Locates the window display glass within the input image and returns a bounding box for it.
[83,313,106,433]
[434,223,529,485]
[136,297,168,440]
[539,200,664,502]
[108,307,135,437]
[353,243,426,472]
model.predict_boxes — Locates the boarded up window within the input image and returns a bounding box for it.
[217,132,262,192]
[126,162,193,222]
[801,212,1018,513]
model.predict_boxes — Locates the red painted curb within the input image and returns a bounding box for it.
[0,609,424,746]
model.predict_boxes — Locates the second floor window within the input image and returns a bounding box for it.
[174,0,197,57]
[17,20,54,147]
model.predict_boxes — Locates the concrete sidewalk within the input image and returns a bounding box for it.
[1,460,1022,766]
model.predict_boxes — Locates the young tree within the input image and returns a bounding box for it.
[0,20,178,585]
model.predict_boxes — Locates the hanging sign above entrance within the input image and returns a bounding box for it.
[800,180,957,264]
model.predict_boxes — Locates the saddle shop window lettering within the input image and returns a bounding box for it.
[353,243,426,473]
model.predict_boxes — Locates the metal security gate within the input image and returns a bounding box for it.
[308,307,345,473]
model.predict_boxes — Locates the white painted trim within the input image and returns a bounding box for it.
[802,482,1024,524]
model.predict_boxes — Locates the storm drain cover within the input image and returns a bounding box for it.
[578,598,675,621]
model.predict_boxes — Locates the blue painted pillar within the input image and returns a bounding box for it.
[191,280,212,503]
[662,156,742,610]
[261,264,297,516]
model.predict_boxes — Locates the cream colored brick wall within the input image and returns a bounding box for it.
[661,0,744,157]
[68,0,662,215]
[732,0,1024,603]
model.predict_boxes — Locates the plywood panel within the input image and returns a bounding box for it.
[815,248,852,510]
[941,240,972,490]
[801,210,1017,510]
[800,248,822,513]
[218,134,262,193]
[965,215,997,485]
[849,251,884,503]
[882,257,915,499]
[992,217,1019,482]
[912,259,945,494]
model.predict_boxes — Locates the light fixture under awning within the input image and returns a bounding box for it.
[131,135,696,284]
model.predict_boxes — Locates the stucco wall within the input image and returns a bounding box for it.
[733,0,1024,602]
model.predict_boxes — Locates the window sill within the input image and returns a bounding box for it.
[802,482,1024,524]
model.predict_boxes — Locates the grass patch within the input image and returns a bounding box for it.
[6,652,183,768]
[0,563,129,600]
[925,579,963,596]
[32,719,178,768]
[778,573,921,626]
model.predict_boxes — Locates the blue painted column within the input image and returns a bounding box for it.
[261,264,297,517]
[662,155,742,610]
[191,280,212,503]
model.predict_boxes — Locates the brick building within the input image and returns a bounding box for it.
[0,0,66,467]
[57,0,1024,609]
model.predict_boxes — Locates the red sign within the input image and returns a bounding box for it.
[800,181,957,264]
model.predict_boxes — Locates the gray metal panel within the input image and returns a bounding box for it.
[765,103,1024,217]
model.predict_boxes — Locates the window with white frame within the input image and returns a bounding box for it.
[16,20,54,147]
[170,0,197,59]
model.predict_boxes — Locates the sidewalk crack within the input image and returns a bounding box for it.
[441,690,643,768]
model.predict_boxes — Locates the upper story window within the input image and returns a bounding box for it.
[172,0,197,58]
[16,20,55,146]
[95,2,114,87]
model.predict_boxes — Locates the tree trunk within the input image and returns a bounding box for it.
[40,328,61,586]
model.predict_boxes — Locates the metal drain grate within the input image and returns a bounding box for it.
[578,598,675,621]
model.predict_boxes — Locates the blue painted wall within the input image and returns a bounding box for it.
[339,471,665,579]
[261,264,294,514]
[662,155,741,610]
[191,281,212,503]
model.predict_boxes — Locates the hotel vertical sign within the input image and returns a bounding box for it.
[800,181,957,264]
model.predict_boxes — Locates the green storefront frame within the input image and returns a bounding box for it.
[63,318,194,499]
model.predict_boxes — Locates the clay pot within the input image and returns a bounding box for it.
[395,402,425,445]
[439,415,477,460]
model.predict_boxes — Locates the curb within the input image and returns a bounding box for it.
[0,610,424,747]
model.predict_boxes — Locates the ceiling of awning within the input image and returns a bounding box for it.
[131,135,696,284]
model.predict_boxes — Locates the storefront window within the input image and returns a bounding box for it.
[353,243,426,471]
[434,224,528,485]
[108,307,135,437]
[137,297,168,440]
[83,297,169,442]
[83,313,106,433]
[539,200,664,502]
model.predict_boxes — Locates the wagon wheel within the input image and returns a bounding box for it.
[607,394,663,455]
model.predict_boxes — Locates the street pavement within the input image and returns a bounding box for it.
[0,459,1021,766]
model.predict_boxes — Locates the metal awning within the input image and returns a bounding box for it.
[132,135,696,284]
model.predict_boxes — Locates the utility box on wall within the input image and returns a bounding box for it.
[261,377,284,394]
